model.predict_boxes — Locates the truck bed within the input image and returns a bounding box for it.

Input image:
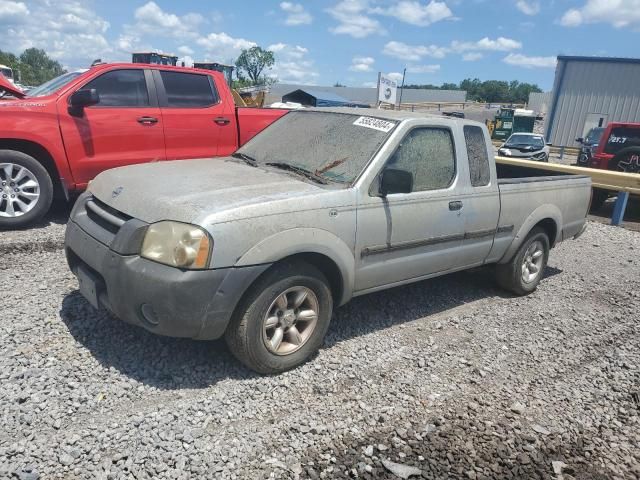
[486,162,592,264]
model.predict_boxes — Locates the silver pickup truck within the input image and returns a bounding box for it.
[65,108,591,373]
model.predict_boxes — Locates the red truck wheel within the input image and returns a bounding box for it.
[611,147,640,174]
[0,150,53,230]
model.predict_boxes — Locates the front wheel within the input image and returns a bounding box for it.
[225,261,333,374]
[0,150,53,230]
[496,227,550,296]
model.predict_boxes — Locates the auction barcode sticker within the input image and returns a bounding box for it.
[353,116,396,133]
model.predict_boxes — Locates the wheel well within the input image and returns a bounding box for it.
[534,218,558,247]
[0,139,65,199]
[275,253,344,305]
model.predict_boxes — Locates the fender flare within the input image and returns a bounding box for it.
[235,227,356,305]
[498,204,562,264]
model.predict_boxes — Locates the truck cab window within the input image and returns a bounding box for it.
[388,127,456,192]
[464,125,490,187]
[160,71,217,107]
[84,69,149,107]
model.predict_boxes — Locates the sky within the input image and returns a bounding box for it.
[0,0,639,90]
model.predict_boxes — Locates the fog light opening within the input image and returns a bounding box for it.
[140,303,159,326]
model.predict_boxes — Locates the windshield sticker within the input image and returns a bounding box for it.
[353,116,396,133]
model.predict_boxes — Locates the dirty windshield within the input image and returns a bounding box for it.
[235,111,397,184]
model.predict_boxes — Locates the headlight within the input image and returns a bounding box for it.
[141,221,212,269]
[499,148,512,156]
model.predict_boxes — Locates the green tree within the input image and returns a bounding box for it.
[235,46,275,86]
[0,48,65,85]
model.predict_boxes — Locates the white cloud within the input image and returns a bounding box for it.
[197,32,256,62]
[280,2,312,25]
[515,0,540,16]
[451,36,522,52]
[503,53,556,68]
[383,40,448,61]
[0,0,112,67]
[462,52,483,61]
[268,43,319,84]
[129,2,204,39]
[177,45,194,55]
[387,72,404,82]
[559,0,640,29]
[327,0,383,38]
[349,56,375,72]
[0,0,29,20]
[406,64,440,74]
[373,0,453,26]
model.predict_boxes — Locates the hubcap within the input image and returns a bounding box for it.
[0,163,40,218]
[617,153,640,174]
[521,240,545,284]
[262,286,319,356]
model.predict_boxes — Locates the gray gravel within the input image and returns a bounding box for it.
[1,219,639,479]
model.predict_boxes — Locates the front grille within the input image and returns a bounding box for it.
[85,197,131,235]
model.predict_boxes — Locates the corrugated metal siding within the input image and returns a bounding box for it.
[547,59,640,146]
[528,91,551,114]
[266,83,466,106]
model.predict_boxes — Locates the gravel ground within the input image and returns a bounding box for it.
[1,219,639,480]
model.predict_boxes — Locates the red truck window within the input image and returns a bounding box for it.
[604,127,640,155]
[84,69,149,107]
[159,71,218,108]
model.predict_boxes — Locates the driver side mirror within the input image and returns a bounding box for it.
[379,168,413,196]
[575,137,584,143]
[68,88,99,116]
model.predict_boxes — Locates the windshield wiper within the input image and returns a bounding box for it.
[265,162,329,185]
[231,152,258,166]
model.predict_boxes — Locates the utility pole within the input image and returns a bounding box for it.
[398,68,406,110]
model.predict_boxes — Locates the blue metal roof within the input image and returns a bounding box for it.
[283,88,369,107]
[557,55,640,65]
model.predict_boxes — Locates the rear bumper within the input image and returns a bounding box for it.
[65,219,269,340]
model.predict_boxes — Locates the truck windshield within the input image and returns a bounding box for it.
[505,134,544,148]
[603,126,640,155]
[0,67,12,80]
[235,111,397,184]
[26,70,86,98]
[585,127,605,145]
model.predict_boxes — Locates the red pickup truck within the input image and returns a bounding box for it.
[586,122,640,210]
[0,63,286,228]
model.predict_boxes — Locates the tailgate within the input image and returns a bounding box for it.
[236,107,288,146]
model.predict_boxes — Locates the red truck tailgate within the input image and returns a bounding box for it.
[237,107,288,146]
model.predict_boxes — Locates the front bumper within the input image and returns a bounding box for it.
[64,202,269,340]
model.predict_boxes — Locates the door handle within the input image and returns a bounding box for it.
[214,117,231,126]
[137,116,158,125]
[449,200,463,211]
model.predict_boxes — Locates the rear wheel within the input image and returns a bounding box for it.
[496,227,549,296]
[0,150,53,229]
[225,261,333,374]
[610,147,640,174]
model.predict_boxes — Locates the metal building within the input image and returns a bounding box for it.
[546,56,640,147]
[528,91,551,116]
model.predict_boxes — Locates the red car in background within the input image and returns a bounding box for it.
[588,122,640,210]
[0,63,286,228]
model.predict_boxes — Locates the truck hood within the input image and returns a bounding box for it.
[0,74,25,98]
[89,158,323,224]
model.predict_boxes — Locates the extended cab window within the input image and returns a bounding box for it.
[160,71,217,107]
[464,125,490,187]
[388,128,456,192]
[84,69,149,107]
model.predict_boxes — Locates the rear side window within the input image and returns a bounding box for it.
[160,71,217,107]
[464,125,490,187]
[604,127,640,155]
[387,127,456,192]
[84,69,149,107]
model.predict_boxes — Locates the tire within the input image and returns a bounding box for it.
[225,261,333,374]
[610,146,640,174]
[496,227,550,296]
[589,188,609,212]
[0,150,53,229]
